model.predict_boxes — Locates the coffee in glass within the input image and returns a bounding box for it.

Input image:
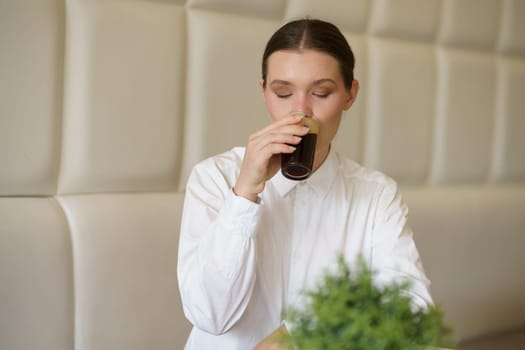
[281,112,319,180]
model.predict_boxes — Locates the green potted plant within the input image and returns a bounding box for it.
[281,256,455,350]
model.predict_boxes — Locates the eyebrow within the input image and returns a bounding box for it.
[269,79,337,87]
[312,79,337,86]
[269,80,292,87]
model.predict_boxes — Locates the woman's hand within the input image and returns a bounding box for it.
[234,114,309,202]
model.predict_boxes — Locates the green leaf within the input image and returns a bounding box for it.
[282,255,455,350]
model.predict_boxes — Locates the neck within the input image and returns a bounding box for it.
[312,144,331,173]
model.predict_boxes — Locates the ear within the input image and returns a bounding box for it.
[259,78,268,104]
[259,78,265,94]
[343,79,359,111]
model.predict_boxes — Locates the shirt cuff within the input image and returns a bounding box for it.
[218,189,262,239]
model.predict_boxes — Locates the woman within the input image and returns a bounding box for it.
[177,18,433,350]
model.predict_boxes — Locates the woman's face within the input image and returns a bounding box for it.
[261,49,359,159]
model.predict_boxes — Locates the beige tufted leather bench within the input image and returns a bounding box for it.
[1,1,524,349]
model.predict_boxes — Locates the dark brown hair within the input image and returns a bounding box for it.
[262,18,355,89]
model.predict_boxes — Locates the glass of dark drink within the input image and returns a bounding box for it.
[281,112,319,180]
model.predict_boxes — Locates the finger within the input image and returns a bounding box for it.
[252,133,302,153]
[247,135,297,161]
[249,124,309,150]
[250,114,304,139]
[273,124,310,137]
[260,143,296,159]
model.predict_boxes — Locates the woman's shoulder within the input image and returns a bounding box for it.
[335,152,398,190]
[188,147,245,184]
[196,147,245,171]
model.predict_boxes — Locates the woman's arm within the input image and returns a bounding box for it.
[177,161,261,335]
[178,115,308,335]
[371,180,434,308]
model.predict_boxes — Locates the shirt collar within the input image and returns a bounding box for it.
[271,148,339,198]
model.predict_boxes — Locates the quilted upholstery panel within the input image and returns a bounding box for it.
[188,0,285,19]
[491,58,525,182]
[285,0,370,32]
[404,186,525,339]
[58,193,190,350]
[369,0,441,41]
[0,198,73,350]
[59,1,186,194]
[364,38,436,184]
[0,0,64,195]
[431,49,496,184]
[439,0,501,50]
[499,0,525,54]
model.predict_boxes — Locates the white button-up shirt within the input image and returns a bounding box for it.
[177,147,433,350]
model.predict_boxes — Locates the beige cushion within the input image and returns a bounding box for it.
[0,0,63,196]
[404,186,525,340]
[59,1,186,194]
[0,198,73,349]
[58,193,191,350]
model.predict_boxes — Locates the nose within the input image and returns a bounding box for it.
[293,94,313,116]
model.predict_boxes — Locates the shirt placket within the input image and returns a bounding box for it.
[287,181,309,309]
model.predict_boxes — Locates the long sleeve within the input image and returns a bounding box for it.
[177,158,262,335]
[370,180,434,309]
